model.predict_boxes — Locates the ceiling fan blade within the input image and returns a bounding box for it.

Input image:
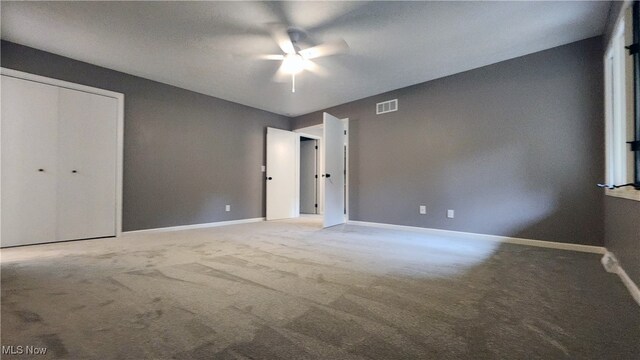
[257,54,285,60]
[272,62,291,83]
[299,39,349,59]
[228,53,277,61]
[304,60,329,77]
[267,23,295,55]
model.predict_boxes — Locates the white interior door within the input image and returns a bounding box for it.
[1,76,59,247]
[266,127,297,220]
[323,112,345,228]
[57,88,118,241]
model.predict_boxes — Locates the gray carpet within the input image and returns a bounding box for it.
[1,217,638,359]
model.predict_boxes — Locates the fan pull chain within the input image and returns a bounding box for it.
[292,74,296,93]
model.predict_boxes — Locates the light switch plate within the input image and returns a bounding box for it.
[225,205,231,212]
[261,165,266,172]
[447,209,454,218]
[419,205,426,214]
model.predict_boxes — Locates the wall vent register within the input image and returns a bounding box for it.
[376,99,398,115]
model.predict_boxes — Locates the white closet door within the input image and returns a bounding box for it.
[56,88,118,241]
[266,127,298,220]
[1,76,59,247]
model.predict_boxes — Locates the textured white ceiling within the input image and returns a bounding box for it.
[1,1,610,116]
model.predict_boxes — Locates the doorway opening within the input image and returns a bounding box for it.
[265,113,347,227]
[299,137,318,215]
[295,114,348,227]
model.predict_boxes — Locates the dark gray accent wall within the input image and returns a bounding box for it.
[294,37,605,246]
[604,197,640,285]
[1,40,291,231]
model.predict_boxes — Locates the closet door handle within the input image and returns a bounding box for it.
[72,170,78,173]
[267,177,273,180]
[38,168,45,172]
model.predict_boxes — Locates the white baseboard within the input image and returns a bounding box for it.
[122,217,265,235]
[602,251,640,306]
[346,220,606,254]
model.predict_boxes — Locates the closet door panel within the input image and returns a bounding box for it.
[57,88,118,241]
[1,76,59,247]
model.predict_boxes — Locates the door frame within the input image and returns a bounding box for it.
[1,67,125,237]
[296,132,322,215]
[295,118,349,221]
[298,136,320,215]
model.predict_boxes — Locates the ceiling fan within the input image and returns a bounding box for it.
[258,24,349,93]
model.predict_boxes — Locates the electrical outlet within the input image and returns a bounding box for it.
[419,205,426,215]
[225,205,231,212]
[447,209,454,218]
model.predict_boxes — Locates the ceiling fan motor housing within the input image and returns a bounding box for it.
[287,27,308,48]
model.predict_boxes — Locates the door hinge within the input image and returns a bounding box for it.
[344,130,347,135]
[627,43,640,55]
[628,140,640,151]
[315,146,318,149]
[315,174,318,178]
[314,204,318,208]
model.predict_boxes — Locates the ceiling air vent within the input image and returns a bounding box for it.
[376,99,398,115]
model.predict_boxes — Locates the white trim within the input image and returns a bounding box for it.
[295,126,325,215]
[0,67,125,237]
[122,217,265,235]
[295,132,322,141]
[343,118,350,222]
[613,23,627,185]
[604,49,615,186]
[115,86,125,237]
[346,221,606,254]
[294,134,301,216]
[1,68,123,100]
[602,251,640,306]
[296,133,321,215]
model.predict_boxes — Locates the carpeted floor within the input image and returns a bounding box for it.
[1,216,638,359]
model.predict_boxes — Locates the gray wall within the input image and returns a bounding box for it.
[1,40,291,232]
[604,197,640,285]
[294,37,605,246]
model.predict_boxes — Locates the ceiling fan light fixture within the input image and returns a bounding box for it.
[282,53,305,75]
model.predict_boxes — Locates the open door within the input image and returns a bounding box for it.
[266,127,297,220]
[323,113,345,227]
